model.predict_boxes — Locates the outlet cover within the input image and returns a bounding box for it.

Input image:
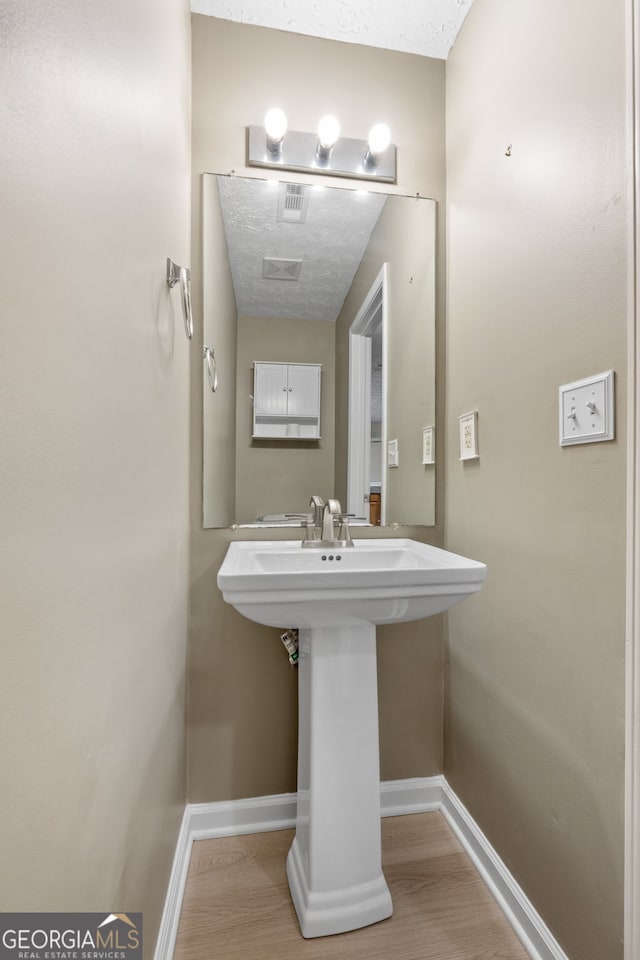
[388,438,399,467]
[559,370,614,446]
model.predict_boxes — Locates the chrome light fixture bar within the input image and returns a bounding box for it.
[248,116,397,184]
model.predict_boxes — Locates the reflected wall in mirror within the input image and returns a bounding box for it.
[202,173,436,529]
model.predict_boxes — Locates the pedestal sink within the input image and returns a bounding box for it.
[217,538,487,938]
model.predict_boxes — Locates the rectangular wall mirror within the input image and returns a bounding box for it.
[202,173,436,529]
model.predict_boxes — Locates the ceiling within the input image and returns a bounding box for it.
[191,0,475,60]
[216,176,388,322]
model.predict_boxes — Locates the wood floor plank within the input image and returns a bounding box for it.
[173,812,529,960]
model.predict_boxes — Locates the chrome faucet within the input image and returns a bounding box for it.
[321,498,341,540]
[309,495,324,528]
[301,497,354,548]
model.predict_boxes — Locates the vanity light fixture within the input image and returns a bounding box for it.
[248,109,396,183]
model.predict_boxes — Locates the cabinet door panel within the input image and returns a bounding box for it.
[254,363,288,416]
[287,364,321,418]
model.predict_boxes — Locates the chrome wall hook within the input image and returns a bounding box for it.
[167,257,193,340]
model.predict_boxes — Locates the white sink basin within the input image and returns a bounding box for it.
[217,537,487,939]
[217,538,487,627]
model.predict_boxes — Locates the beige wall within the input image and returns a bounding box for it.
[0,1,191,955]
[236,316,335,523]
[445,1,627,958]
[190,15,446,800]
[335,196,436,524]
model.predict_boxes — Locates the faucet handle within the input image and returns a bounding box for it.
[302,514,318,542]
[337,514,354,547]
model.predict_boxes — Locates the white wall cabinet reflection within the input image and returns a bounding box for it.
[253,361,322,439]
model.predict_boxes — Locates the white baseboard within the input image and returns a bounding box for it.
[153,777,569,960]
[439,783,570,960]
[189,790,298,839]
[380,774,444,815]
[152,806,192,960]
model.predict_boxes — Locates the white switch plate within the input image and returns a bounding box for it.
[422,426,435,464]
[458,410,479,461]
[388,438,399,467]
[559,370,614,446]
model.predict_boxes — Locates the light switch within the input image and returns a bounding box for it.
[388,438,399,467]
[559,370,614,446]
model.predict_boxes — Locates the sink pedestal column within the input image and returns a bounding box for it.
[286,623,393,938]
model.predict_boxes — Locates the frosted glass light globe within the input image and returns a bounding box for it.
[318,115,340,149]
[265,108,287,142]
[367,122,391,156]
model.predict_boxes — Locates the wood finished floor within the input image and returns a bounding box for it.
[173,812,529,960]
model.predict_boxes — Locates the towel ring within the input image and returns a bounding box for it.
[203,345,218,393]
[167,258,193,340]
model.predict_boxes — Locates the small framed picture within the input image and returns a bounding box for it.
[422,426,435,464]
[458,410,479,461]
